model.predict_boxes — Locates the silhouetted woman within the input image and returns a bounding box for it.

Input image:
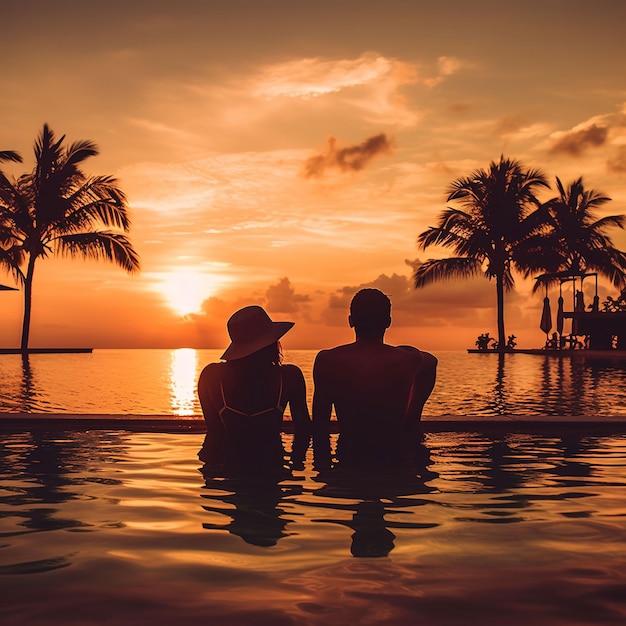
[197,306,311,478]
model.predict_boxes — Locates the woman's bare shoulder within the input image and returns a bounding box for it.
[281,363,305,383]
[281,362,304,375]
[198,362,224,384]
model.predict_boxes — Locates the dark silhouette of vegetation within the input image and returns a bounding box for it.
[415,157,626,350]
[0,150,23,279]
[529,177,626,292]
[0,125,140,352]
[414,155,549,350]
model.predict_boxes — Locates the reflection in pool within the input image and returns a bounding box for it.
[1,431,626,625]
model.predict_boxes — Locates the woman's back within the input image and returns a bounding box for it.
[197,306,310,478]
[215,362,286,476]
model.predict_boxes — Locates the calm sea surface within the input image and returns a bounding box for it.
[1,349,626,416]
[2,350,626,624]
[1,430,625,625]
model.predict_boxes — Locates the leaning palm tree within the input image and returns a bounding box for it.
[414,156,549,350]
[0,125,140,352]
[530,177,626,291]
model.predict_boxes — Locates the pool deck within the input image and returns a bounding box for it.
[1,413,626,434]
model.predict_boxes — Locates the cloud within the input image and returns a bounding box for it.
[493,114,529,136]
[303,134,392,178]
[423,56,464,87]
[607,146,626,174]
[254,53,416,99]
[265,277,311,313]
[253,53,430,127]
[188,276,310,325]
[548,123,609,156]
[448,102,472,115]
[321,262,497,329]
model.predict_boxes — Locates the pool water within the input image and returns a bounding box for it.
[1,431,626,625]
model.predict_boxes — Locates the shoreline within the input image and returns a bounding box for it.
[2,413,626,434]
[467,348,626,358]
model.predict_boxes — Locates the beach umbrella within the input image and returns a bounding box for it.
[556,296,564,336]
[556,282,564,337]
[540,296,552,336]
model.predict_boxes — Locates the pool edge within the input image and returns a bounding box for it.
[1,413,626,434]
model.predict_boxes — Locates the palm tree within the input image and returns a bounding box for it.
[532,177,626,291]
[414,155,549,350]
[0,150,23,281]
[0,125,140,352]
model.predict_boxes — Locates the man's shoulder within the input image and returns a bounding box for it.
[394,345,438,369]
[315,343,354,358]
[315,343,436,370]
[313,344,356,377]
[393,344,423,360]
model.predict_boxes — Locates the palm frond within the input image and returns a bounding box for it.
[0,246,26,284]
[33,124,64,176]
[513,233,565,277]
[0,150,22,164]
[64,140,99,166]
[417,208,478,249]
[53,232,140,273]
[582,247,626,288]
[418,225,469,251]
[414,257,483,288]
[588,214,625,231]
[61,176,131,231]
[500,267,515,291]
[0,172,24,211]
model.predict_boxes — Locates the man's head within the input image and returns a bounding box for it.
[349,288,391,339]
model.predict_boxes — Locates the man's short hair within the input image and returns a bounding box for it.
[350,288,391,337]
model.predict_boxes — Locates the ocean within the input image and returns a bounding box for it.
[1,348,626,416]
[2,349,626,625]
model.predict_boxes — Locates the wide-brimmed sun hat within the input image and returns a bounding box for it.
[220,305,294,360]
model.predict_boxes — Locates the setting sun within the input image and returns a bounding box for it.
[158,270,225,317]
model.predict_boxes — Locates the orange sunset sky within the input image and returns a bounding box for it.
[2,0,626,351]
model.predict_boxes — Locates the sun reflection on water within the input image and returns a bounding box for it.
[169,348,198,415]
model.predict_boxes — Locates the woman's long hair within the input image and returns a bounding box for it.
[224,341,283,408]
[228,341,283,372]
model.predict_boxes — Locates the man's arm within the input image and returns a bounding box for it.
[312,351,333,471]
[405,350,437,423]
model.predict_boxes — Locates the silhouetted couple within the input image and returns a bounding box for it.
[197,288,437,478]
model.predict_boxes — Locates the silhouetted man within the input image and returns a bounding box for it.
[313,288,437,471]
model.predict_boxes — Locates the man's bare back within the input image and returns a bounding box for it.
[312,289,437,471]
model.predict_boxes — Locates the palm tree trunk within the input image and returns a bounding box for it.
[20,255,36,354]
[495,274,506,351]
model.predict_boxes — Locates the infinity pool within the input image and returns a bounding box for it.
[1,431,626,625]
